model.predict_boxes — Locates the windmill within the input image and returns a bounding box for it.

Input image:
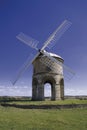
[12,20,75,100]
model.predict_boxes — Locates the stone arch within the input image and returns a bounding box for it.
[42,76,56,100]
[42,75,56,85]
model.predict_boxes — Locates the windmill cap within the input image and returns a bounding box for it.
[48,52,63,60]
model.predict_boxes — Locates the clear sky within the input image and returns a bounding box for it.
[0,0,87,96]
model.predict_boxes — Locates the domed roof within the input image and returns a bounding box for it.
[38,50,64,61]
[48,52,63,60]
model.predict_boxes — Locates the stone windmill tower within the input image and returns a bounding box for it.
[32,52,64,100]
[12,20,74,101]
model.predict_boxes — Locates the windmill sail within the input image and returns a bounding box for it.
[12,19,75,85]
[12,53,40,85]
[41,20,72,50]
[16,32,39,50]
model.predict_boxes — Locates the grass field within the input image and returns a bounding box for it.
[0,99,87,130]
[9,98,87,105]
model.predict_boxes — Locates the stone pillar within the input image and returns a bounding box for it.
[32,78,38,100]
[54,75,64,100]
[51,84,55,100]
[37,83,44,100]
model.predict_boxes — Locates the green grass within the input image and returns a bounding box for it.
[6,99,87,105]
[0,106,87,130]
[0,99,87,130]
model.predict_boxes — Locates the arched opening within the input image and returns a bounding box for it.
[44,83,51,100]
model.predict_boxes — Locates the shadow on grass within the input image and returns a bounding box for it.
[1,103,87,109]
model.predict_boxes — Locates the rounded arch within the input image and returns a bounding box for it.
[42,75,56,85]
[42,75,56,100]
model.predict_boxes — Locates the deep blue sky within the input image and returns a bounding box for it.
[0,0,87,96]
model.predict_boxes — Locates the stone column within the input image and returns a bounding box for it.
[37,83,44,100]
[55,84,61,100]
[51,84,55,100]
[32,78,38,100]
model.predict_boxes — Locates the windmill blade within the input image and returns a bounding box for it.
[64,69,75,81]
[41,51,75,78]
[41,20,72,50]
[12,52,40,85]
[16,32,39,50]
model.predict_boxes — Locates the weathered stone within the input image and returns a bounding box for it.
[32,52,64,101]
